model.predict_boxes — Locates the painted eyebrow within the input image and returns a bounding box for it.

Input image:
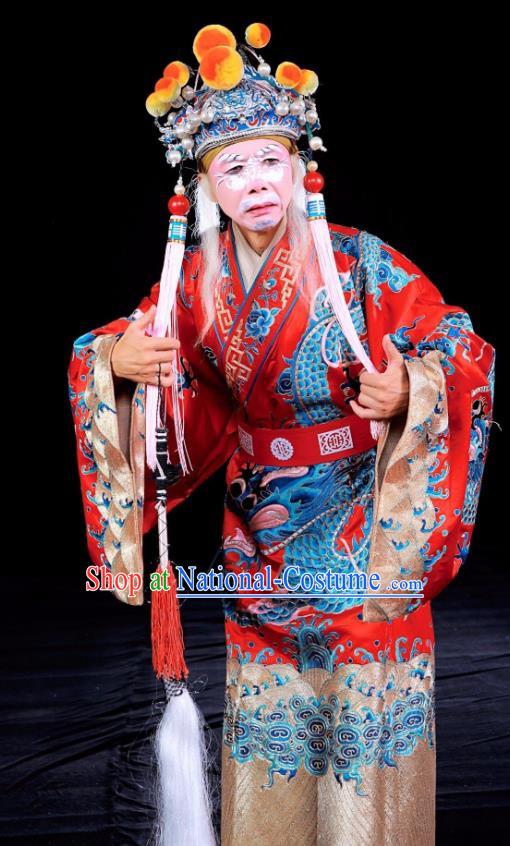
[217,145,283,164]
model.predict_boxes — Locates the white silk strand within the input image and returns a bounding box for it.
[145,233,193,474]
[308,199,386,441]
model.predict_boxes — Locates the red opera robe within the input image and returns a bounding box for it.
[68,219,495,846]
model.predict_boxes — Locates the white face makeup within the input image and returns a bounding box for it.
[204,138,294,231]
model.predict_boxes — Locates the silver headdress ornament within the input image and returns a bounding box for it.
[157,61,324,164]
[143,23,386,846]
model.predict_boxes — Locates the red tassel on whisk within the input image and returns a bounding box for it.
[151,562,188,681]
[150,418,189,681]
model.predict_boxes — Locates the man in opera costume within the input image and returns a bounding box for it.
[68,22,495,846]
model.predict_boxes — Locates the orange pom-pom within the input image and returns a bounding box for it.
[163,60,190,87]
[154,77,180,103]
[275,61,303,90]
[199,45,244,90]
[245,23,271,49]
[154,76,180,103]
[296,69,319,96]
[145,91,171,117]
[193,24,236,63]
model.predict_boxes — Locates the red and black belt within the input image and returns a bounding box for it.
[236,412,377,467]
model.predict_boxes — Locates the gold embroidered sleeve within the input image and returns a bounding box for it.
[84,334,146,606]
[362,350,448,622]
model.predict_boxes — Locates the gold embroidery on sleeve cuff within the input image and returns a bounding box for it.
[85,334,145,606]
[362,350,448,622]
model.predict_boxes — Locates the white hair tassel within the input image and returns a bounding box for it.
[305,186,386,441]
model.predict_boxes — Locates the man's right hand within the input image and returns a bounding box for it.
[111,305,180,387]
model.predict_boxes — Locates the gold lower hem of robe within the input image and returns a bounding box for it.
[221,656,435,846]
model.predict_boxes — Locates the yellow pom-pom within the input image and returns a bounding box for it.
[154,77,181,110]
[145,91,171,117]
[296,69,319,96]
[245,23,271,49]
[154,77,180,104]
[193,24,236,63]
[275,62,303,90]
[163,60,190,87]
[199,45,244,91]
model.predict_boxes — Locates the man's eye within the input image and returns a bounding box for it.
[225,158,279,175]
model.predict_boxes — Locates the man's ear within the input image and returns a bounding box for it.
[290,152,301,183]
[199,173,216,203]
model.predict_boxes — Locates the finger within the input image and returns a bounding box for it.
[145,350,178,366]
[356,382,388,401]
[133,304,156,330]
[144,373,174,388]
[358,391,385,411]
[144,336,181,351]
[382,333,404,365]
[142,362,174,379]
[349,399,384,420]
[359,370,388,388]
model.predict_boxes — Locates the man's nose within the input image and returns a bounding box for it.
[248,181,269,195]
[247,169,269,191]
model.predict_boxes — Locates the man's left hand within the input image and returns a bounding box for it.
[350,334,410,420]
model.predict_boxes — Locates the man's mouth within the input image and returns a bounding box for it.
[247,202,278,214]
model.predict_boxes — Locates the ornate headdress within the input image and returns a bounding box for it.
[142,23,383,846]
[146,23,324,166]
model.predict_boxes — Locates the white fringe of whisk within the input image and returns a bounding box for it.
[146,232,193,474]
[152,428,213,845]
[307,195,386,441]
[154,686,218,846]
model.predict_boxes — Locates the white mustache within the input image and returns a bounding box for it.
[242,193,281,213]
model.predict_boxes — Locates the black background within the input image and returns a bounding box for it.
[2,10,507,845]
